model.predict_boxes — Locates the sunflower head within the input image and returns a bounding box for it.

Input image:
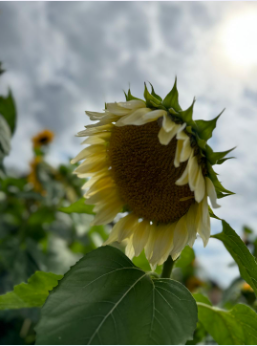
[32,129,54,149]
[72,80,234,268]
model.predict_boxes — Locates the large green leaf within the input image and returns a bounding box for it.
[0,271,63,310]
[197,302,257,345]
[213,220,257,297]
[36,246,197,345]
[59,198,95,215]
[0,90,17,134]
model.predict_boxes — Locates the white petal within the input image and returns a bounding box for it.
[85,111,106,120]
[106,102,132,116]
[206,177,221,208]
[76,124,112,137]
[174,140,184,167]
[132,220,151,257]
[115,108,152,126]
[158,127,177,145]
[71,145,106,164]
[180,138,193,162]
[175,164,189,186]
[143,109,167,120]
[176,131,188,141]
[117,214,139,241]
[73,154,107,174]
[81,136,105,145]
[92,200,123,225]
[125,235,135,259]
[104,216,129,245]
[85,115,118,128]
[171,215,188,260]
[150,223,176,267]
[188,154,199,191]
[117,100,146,110]
[196,197,210,247]
[82,170,109,190]
[186,204,198,247]
[162,113,175,132]
[194,169,206,203]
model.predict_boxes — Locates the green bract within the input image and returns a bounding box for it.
[124,79,235,200]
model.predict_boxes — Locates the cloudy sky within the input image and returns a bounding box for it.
[1,1,257,286]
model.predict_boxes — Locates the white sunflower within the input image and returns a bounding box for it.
[72,80,234,268]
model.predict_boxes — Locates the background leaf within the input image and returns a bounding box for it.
[0,271,63,310]
[197,302,257,345]
[213,220,257,297]
[59,198,95,215]
[36,246,197,345]
[0,90,17,134]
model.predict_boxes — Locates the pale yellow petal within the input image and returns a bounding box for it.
[71,145,106,164]
[180,138,192,162]
[132,220,151,257]
[85,111,106,120]
[125,235,135,259]
[143,109,167,120]
[176,163,189,186]
[194,169,206,203]
[186,204,198,247]
[188,154,199,191]
[150,223,176,267]
[73,154,107,174]
[171,215,188,260]
[76,124,112,137]
[174,139,184,167]
[206,177,221,209]
[117,214,139,241]
[162,113,175,132]
[92,200,123,225]
[115,108,152,126]
[106,102,132,116]
[196,197,210,247]
[117,100,146,110]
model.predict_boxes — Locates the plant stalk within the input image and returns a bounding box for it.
[161,255,175,278]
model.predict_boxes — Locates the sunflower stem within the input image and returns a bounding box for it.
[161,256,175,278]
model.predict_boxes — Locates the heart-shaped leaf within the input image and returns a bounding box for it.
[36,246,197,345]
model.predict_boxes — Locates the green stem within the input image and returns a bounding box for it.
[161,255,175,278]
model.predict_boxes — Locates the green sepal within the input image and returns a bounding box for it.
[216,156,235,165]
[207,162,235,198]
[205,145,236,165]
[169,107,179,115]
[208,205,221,220]
[124,88,144,102]
[149,82,162,101]
[144,83,161,108]
[195,132,207,150]
[162,77,182,112]
[150,100,166,110]
[179,98,195,126]
[195,109,224,141]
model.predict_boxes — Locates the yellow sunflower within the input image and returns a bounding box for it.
[72,81,234,268]
[32,129,54,149]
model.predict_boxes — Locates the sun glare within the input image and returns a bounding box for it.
[222,13,257,66]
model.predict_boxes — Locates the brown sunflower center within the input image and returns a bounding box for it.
[108,121,194,224]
